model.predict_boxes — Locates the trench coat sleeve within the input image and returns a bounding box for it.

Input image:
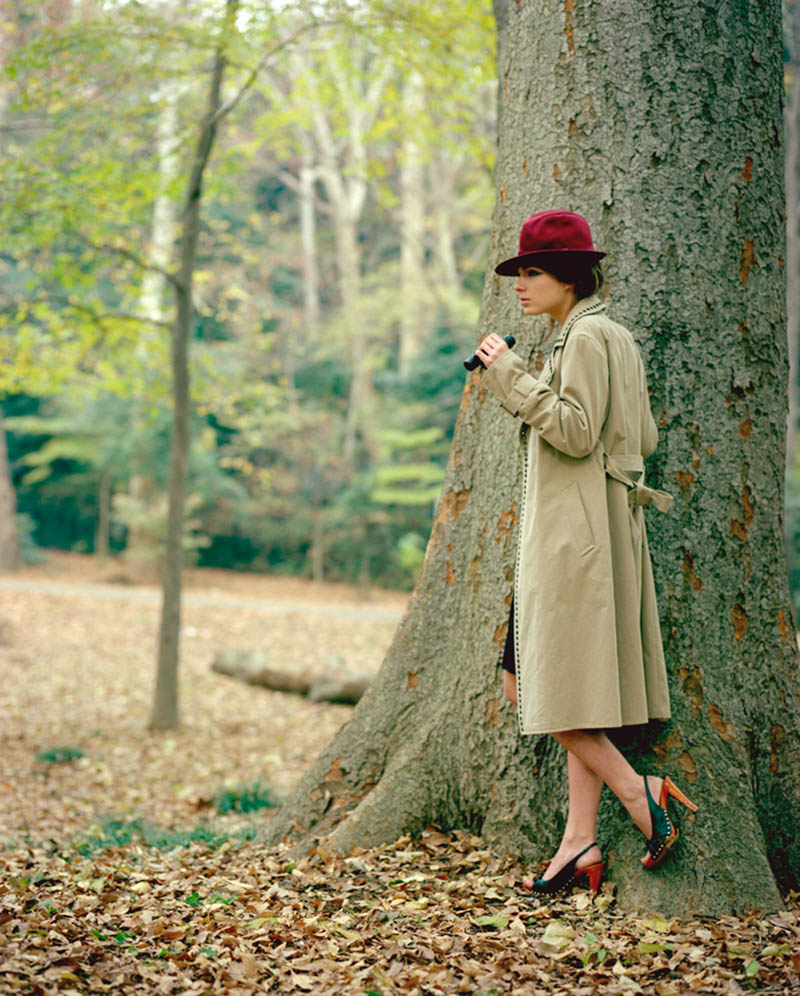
[484,331,609,458]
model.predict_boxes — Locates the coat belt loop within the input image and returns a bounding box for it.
[603,451,673,514]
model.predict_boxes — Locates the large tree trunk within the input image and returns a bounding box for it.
[786,0,800,474]
[149,0,237,731]
[262,0,800,915]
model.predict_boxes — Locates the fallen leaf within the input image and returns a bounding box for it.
[539,920,574,950]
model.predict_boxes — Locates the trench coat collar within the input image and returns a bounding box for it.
[562,293,607,333]
[542,294,607,385]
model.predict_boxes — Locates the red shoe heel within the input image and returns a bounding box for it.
[663,775,698,813]
[523,842,604,895]
[578,861,605,893]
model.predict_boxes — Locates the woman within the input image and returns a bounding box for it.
[475,209,697,894]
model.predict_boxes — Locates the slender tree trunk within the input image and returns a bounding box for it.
[0,16,19,571]
[335,211,366,464]
[299,144,320,337]
[129,80,179,562]
[311,508,325,584]
[149,0,237,731]
[94,469,111,562]
[312,105,365,463]
[0,2,13,159]
[310,60,387,464]
[263,0,800,915]
[430,151,460,290]
[398,71,427,378]
[0,413,20,570]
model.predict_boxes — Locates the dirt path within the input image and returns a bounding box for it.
[0,577,405,622]
[0,552,406,847]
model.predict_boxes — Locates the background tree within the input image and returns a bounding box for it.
[263,0,800,915]
[0,415,19,569]
[2,0,495,592]
[150,0,241,731]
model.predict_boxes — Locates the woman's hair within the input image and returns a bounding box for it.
[535,255,606,300]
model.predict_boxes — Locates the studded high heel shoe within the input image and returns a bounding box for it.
[522,841,605,895]
[642,775,698,870]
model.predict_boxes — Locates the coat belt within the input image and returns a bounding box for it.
[603,452,673,514]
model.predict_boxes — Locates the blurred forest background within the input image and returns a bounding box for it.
[3,0,800,606]
[0,0,494,592]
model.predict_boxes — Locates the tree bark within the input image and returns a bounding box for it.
[786,0,800,474]
[0,412,20,570]
[262,0,800,915]
[149,0,237,731]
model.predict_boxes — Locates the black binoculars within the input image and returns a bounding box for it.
[463,334,516,371]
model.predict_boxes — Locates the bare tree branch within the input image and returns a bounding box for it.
[212,17,341,127]
[0,295,174,338]
[45,295,173,330]
[74,233,180,288]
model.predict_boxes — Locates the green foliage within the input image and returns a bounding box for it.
[71,816,259,856]
[35,746,86,764]
[1,0,495,589]
[4,399,134,491]
[393,532,427,578]
[214,781,279,814]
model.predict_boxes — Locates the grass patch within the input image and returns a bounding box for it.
[214,780,279,814]
[36,746,86,764]
[71,816,260,856]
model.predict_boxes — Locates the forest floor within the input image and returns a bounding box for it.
[0,552,798,996]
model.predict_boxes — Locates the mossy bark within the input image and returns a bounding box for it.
[263,0,800,915]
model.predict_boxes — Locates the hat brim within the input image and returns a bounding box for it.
[494,248,606,277]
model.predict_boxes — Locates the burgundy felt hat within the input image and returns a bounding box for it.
[494,209,605,276]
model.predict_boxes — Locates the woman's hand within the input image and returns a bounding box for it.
[476,332,510,369]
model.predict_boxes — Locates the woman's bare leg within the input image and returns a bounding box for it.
[526,750,603,884]
[549,729,666,868]
[552,729,660,840]
[503,670,517,705]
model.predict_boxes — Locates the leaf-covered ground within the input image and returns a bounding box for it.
[1,553,798,995]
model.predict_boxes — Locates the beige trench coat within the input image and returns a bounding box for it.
[485,295,672,735]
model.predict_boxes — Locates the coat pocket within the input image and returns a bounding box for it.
[561,481,596,557]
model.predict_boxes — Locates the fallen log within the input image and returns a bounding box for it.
[211,648,372,705]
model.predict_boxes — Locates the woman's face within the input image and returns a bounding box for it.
[513,266,576,321]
